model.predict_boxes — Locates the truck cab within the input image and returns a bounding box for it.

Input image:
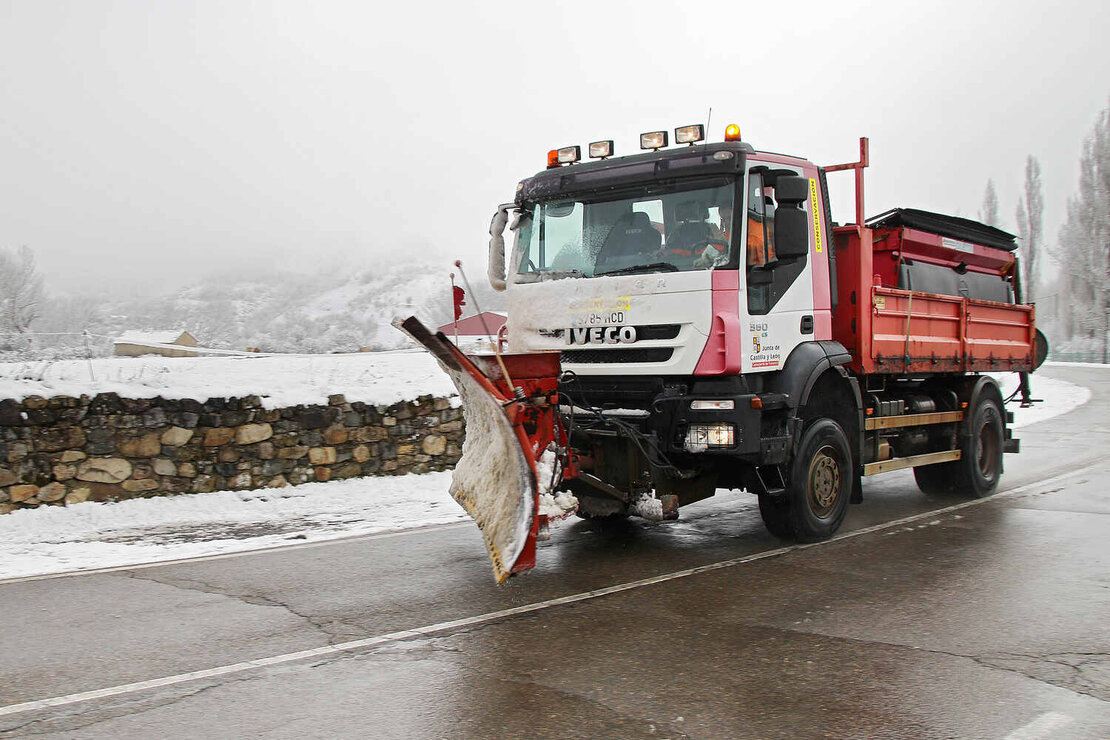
[488,128,850,519]
[501,137,832,381]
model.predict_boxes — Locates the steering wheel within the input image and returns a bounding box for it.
[690,239,730,268]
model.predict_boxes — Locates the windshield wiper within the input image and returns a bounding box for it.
[594,262,680,277]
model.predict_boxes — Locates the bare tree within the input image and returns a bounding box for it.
[1015,156,1043,303]
[0,245,45,338]
[979,178,1000,227]
[1057,104,1110,362]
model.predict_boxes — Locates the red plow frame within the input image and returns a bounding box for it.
[396,317,568,582]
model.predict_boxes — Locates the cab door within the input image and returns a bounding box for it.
[741,165,816,374]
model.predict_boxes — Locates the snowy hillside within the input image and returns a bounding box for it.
[34,258,507,358]
[144,261,458,353]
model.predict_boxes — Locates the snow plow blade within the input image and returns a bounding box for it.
[394,317,565,583]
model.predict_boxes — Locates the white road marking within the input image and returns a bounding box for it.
[1004,712,1075,739]
[0,462,1098,720]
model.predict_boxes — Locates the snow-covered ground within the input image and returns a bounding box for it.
[0,350,455,408]
[0,474,469,580]
[995,370,1091,429]
[0,370,1095,581]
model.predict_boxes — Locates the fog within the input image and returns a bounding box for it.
[1,0,1107,294]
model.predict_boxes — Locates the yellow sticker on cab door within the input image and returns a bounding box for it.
[809,178,823,253]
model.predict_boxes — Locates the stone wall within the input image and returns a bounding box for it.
[0,392,463,513]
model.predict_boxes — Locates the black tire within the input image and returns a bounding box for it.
[954,392,1005,497]
[913,463,954,495]
[913,392,1004,499]
[759,419,853,542]
[757,493,794,539]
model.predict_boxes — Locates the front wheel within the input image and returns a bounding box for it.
[759,419,853,542]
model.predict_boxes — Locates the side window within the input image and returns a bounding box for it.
[747,172,771,314]
[763,186,777,262]
[746,173,768,267]
[747,167,807,315]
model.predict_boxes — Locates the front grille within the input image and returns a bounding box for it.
[562,377,664,407]
[634,324,681,340]
[561,348,674,364]
[540,324,681,341]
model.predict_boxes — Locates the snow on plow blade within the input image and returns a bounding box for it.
[394,317,564,583]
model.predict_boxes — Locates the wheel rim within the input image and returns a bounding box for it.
[808,445,842,518]
[977,417,1000,480]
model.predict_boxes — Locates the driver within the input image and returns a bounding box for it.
[692,204,732,268]
[717,205,733,240]
[662,201,728,268]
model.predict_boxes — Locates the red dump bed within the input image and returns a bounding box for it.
[831,222,1036,376]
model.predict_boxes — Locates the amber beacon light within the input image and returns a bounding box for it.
[724,124,742,142]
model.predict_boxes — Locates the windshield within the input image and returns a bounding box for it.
[514,179,737,280]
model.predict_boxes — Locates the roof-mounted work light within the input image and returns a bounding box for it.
[547,145,581,168]
[589,140,614,159]
[640,131,668,150]
[724,124,742,142]
[557,145,581,164]
[675,124,705,145]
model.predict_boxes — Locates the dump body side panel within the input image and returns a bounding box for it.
[833,225,1035,375]
[869,287,1035,373]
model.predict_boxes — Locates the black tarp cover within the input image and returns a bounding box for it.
[867,207,1018,252]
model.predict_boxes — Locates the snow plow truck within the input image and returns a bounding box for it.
[398,126,1047,583]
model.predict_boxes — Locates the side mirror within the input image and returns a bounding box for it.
[488,203,515,292]
[774,175,809,204]
[771,176,809,259]
[774,206,808,259]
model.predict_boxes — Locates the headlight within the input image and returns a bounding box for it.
[684,423,735,451]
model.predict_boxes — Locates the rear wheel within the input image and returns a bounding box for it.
[913,463,953,495]
[961,394,1004,497]
[913,392,1003,498]
[759,419,852,542]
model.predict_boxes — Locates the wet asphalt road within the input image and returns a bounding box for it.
[1,365,1108,739]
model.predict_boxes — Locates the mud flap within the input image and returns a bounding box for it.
[395,317,566,583]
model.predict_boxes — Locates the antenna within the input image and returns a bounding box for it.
[705,106,713,142]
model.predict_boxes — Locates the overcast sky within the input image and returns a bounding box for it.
[1,0,1107,295]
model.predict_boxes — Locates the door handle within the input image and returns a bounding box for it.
[800,315,814,334]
